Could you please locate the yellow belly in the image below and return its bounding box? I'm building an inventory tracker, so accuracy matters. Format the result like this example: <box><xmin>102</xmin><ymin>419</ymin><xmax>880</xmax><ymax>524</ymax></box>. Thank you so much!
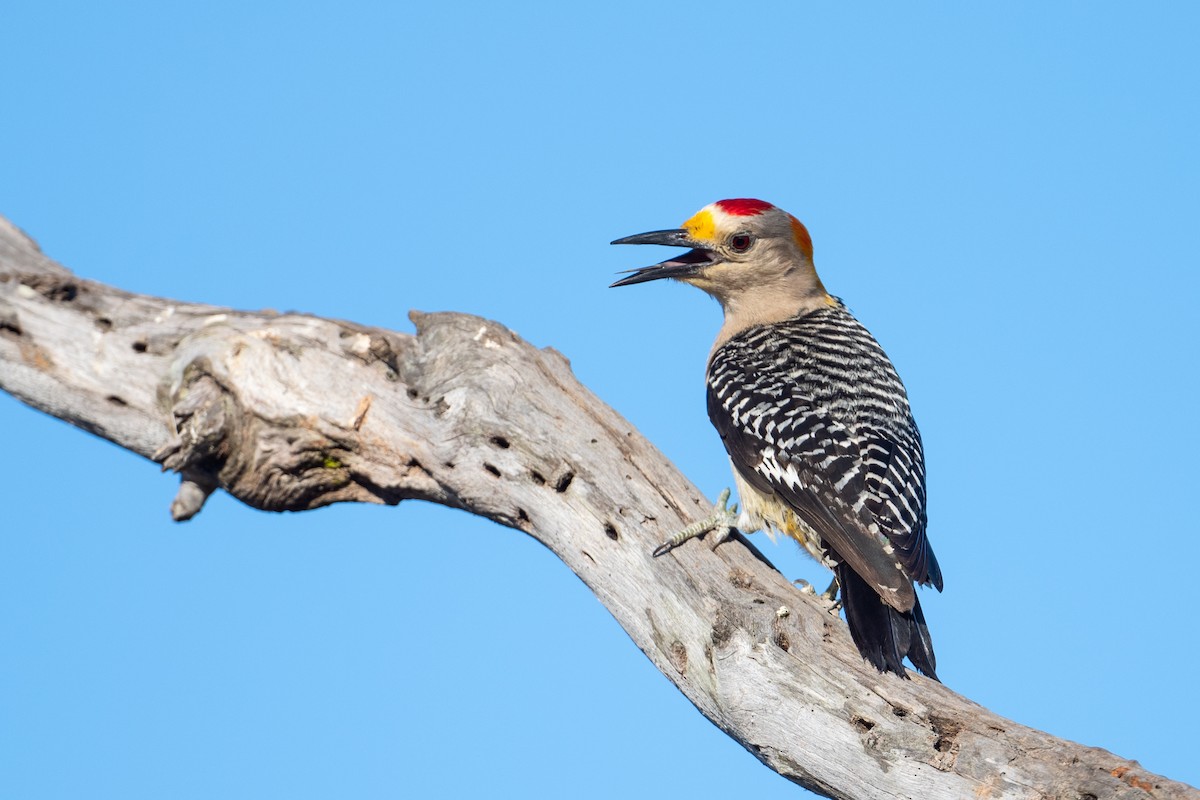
<box><xmin>731</xmin><ymin>466</ymin><xmax>837</xmax><ymax>569</ymax></box>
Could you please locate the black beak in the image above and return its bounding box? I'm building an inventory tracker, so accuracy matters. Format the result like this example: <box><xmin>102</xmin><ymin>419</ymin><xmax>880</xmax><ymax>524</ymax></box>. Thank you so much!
<box><xmin>609</xmin><ymin>228</ymin><xmax>716</xmax><ymax>288</ymax></box>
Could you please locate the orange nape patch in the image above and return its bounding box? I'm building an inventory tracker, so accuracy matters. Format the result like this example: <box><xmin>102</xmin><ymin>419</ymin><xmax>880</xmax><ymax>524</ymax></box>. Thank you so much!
<box><xmin>682</xmin><ymin>209</ymin><xmax>717</xmax><ymax>243</ymax></box>
<box><xmin>789</xmin><ymin>214</ymin><xmax>813</xmax><ymax>259</ymax></box>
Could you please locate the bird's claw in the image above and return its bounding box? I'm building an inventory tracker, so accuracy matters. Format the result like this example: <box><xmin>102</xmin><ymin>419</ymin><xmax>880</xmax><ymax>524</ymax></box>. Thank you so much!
<box><xmin>653</xmin><ymin>488</ymin><xmax>740</xmax><ymax>557</ymax></box>
<box><xmin>794</xmin><ymin>577</ymin><xmax>841</xmax><ymax>612</ymax></box>
<box><xmin>819</xmin><ymin>576</ymin><xmax>842</xmax><ymax>613</ymax></box>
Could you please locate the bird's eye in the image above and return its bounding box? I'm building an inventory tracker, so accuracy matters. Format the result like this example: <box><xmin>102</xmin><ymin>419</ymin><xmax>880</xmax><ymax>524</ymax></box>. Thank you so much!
<box><xmin>729</xmin><ymin>234</ymin><xmax>753</xmax><ymax>253</ymax></box>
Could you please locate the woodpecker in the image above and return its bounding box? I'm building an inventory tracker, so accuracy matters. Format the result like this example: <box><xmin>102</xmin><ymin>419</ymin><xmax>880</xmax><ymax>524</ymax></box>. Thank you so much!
<box><xmin>611</xmin><ymin>198</ymin><xmax>943</xmax><ymax>679</ymax></box>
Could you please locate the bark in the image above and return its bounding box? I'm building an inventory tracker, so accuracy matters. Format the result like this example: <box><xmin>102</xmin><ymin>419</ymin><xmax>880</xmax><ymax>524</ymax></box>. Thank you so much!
<box><xmin>0</xmin><ymin>215</ymin><xmax>1194</xmax><ymax>800</ymax></box>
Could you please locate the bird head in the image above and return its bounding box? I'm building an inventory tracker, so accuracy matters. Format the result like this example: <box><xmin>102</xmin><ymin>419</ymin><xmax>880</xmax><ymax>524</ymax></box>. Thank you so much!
<box><xmin>610</xmin><ymin>199</ymin><xmax>822</xmax><ymax>307</ymax></box>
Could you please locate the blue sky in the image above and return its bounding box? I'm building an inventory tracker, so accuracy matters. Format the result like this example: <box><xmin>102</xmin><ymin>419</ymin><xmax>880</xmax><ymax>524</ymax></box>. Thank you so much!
<box><xmin>2</xmin><ymin>3</ymin><xmax>1198</xmax><ymax>797</ymax></box>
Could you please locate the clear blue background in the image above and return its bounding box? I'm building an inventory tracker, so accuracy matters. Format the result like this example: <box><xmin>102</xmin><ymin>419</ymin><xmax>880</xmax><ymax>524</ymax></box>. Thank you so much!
<box><xmin>2</xmin><ymin>3</ymin><xmax>1197</xmax><ymax>797</ymax></box>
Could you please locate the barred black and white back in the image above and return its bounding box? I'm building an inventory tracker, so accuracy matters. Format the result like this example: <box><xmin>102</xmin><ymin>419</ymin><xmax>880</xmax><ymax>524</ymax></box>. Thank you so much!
<box><xmin>707</xmin><ymin>299</ymin><xmax>943</xmax><ymax>678</ymax></box>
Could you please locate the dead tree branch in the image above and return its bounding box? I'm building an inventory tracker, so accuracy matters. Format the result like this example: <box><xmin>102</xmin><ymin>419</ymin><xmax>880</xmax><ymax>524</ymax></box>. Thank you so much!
<box><xmin>0</xmin><ymin>215</ymin><xmax>1193</xmax><ymax>800</ymax></box>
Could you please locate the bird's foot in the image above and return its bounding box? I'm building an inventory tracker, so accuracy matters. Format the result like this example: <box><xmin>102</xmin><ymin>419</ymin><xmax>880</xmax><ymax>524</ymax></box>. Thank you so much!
<box><xmin>820</xmin><ymin>576</ymin><xmax>841</xmax><ymax>614</ymax></box>
<box><xmin>653</xmin><ymin>488</ymin><xmax>739</xmax><ymax>557</ymax></box>
<box><xmin>792</xmin><ymin>576</ymin><xmax>842</xmax><ymax>613</ymax></box>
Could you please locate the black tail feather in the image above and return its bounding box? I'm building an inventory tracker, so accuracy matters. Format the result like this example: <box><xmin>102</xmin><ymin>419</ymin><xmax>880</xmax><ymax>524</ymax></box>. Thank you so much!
<box><xmin>836</xmin><ymin>561</ymin><xmax>938</xmax><ymax>681</ymax></box>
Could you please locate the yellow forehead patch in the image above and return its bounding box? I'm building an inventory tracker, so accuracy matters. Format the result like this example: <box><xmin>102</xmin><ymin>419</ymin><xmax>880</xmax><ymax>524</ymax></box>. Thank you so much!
<box><xmin>682</xmin><ymin>209</ymin><xmax>717</xmax><ymax>243</ymax></box>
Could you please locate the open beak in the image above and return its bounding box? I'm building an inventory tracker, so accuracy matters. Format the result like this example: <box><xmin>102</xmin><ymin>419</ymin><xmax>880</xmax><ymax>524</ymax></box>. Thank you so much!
<box><xmin>609</xmin><ymin>229</ymin><xmax>717</xmax><ymax>287</ymax></box>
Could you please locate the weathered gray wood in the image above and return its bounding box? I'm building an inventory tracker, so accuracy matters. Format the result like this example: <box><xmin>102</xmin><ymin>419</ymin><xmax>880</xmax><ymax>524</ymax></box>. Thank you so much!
<box><xmin>0</xmin><ymin>214</ymin><xmax>1193</xmax><ymax>800</ymax></box>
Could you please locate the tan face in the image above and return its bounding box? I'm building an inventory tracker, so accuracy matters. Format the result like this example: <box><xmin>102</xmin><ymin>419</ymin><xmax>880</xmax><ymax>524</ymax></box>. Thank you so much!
<box><xmin>610</xmin><ymin>198</ymin><xmax>831</xmax><ymax>344</ymax></box>
<box><xmin>674</xmin><ymin>203</ymin><xmax>818</xmax><ymax>305</ymax></box>
<box><xmin>612</xmin><ymin>199</ymin><xmax>821</xmax><ymax>299</ymax></box>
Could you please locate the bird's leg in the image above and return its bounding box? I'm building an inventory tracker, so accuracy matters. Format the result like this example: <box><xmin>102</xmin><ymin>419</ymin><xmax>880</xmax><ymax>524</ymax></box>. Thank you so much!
<box><xmin>652</xmin><ymin>488</ymin><xmax>740</xmax><ymax>557</ymax></box>
<box><xmin>821</xmin><ymin>576</ymin><xmax>842</xmax><ymax>614</ymax></box>
<box><xmin>821</xmin><ymin>576</ymin><xmax>840</xmax><ymax>604</ymax></box>
<box><xmin>794</xmin><ymin>575</ymin><xmax>842</xmax><ymax>613</ymax></box>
